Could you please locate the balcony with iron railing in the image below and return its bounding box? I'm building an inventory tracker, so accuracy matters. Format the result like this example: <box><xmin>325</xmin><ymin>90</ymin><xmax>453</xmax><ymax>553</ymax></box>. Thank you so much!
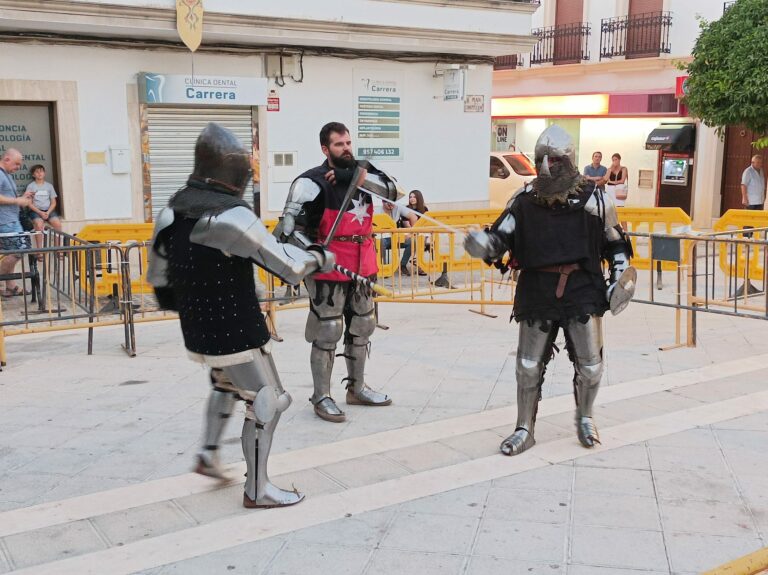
<box><xmin>600</xmin><ymin>11</ymin><xmax>672</xmax><ymax>60</ymax></box>
<box><xmin>529</xmin><ymin>22</ymin><xmax>591</xmax><ymax>65</ymax></box>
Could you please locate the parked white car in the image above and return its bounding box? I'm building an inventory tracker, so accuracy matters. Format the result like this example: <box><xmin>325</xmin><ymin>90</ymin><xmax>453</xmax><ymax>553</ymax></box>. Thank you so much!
<box><xmin>489</xmin><ymin>151</ymin><xmax>536</xmax><ymax>209</ymax></box>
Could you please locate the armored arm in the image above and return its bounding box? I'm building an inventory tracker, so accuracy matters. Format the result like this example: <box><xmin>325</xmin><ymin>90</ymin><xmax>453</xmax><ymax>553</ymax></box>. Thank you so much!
<box><xmin>279</xmin><ymin>177</ymin><xmax>323</xmax><ymax>244</ymax></box>
<box><xmin>146</xmin><ymin>207</ymin><xmax>178</xmax><ymax>310</ymax></box>
<box><xmin>599</xmin><ymin>192</ymin><xmax>633</xmax><ymax>283</ymax></box>
<box><xmin>190</xmin><ymin>206</ymin><xmax>335</xmax><ymax>285</ymax></box>
<box><xmin>464</xmin><ymin>190</ymin><xmax>520</xmax><ymax>265</ymax></box>
<box><xmin>357</xmin><ymin>160</ymin><xmax>405</xmax><ymax>202</ymax></box>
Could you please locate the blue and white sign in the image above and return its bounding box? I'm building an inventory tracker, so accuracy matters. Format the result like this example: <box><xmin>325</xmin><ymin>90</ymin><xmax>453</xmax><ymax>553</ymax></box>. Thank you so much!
<box><xmin>138</xmin><ymin>73</ymin><xmax>268</xmax><ymax>106</ymax></box>
<box><xmin>354</xmin><ymin>69</ymin><xmax>404</xmax><ymax>161</ymax></box>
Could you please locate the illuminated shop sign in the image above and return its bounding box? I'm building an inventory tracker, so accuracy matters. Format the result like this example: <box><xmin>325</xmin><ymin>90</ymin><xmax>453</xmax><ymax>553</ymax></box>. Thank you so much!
<box><xmin>138</xmin><ymin>73</ymin><xmax>268</xmax><ymax>106</ymax></box>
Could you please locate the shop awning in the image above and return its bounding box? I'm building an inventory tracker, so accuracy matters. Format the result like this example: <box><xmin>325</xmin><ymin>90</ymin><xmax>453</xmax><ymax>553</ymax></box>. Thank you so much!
<box><xmin>645</xmin><ymin>124</ymin><xmax>696</xmax><ymax>152</ymax></box>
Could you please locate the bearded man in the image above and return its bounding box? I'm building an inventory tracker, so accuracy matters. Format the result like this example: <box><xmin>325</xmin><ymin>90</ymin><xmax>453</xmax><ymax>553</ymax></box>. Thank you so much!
<box><xmin>278</xmin><ymin>122</ymin><xmax>402</xmax><ymax>422</ymax></box>
<box><xmin>465</xmin><ymin>125</ymin><xmax>635</xmax><ymax>456</ymax></box>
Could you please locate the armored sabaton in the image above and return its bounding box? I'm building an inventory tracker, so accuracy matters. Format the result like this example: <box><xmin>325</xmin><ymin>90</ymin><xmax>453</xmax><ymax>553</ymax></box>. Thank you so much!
<box><xmin>278</xmin><ymin>160</ymin><xmax>402</xmax><ymax>422</ymax></box>
<box><xmin>149</xmin><ymin>203</ymin><xmax>334</xmax><ymax>507</ymax></box>
<box><xmin>465</xmin><ymin>124</ymin><xmax>634</xmax><ymax>456</ymax></box>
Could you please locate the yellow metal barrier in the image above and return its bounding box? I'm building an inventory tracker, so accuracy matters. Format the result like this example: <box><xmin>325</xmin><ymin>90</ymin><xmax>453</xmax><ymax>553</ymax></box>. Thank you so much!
<box><xmin>372</xmin><ymin>213</ymin><xmax>409</xmax><ymax>278</ymax></box>
<box><xmin>411</xmin><ymin>209</ymin><xmax>500</xmax><ymax>274</ymax></box>
<box><xmin>617</xmin><ymin>207</ymin><xmax>692</xmax><ymax>271</ymax></box>
<box><xmin>77</xmin><ymin>223</ymin><xmax>154</xmax><ymax>242</ymax></box>
<box><xmin>72</xmin><ymin>208</ymin><xmax>694</xmax><ymax>296</ymax></box>
<box><xmin>77</xmin><ymin>224</ymin><xmax>154</xmax><ymax>296</ymax></box>
<box><xmin>77</xmin><ymin>220</ymin><xmax>287</xmax><ymax>296</ymax></box>
<box><xmin>713</xmin><ymin>209</ymin><xmax>768</xmax><ymax>281</ymax></box>
<box><xmin>9</xmin><ymin>207</ymin><xmax>768</xmax><ymax>367</ymax></box>
<box><xmin>417</xmin><ymin>209</ymin><xmax>500</xmax><ymax>227</ymax></box>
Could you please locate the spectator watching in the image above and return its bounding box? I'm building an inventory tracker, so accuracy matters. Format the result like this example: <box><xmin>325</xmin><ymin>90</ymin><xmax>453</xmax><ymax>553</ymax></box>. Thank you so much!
<box><xmin>0</xmin><ymin>148</ymin><xmax>32</xmax><ymax>297</ymax></box>
<box><xmin>25</xmin><ymin>164</ymin><xmax>63</xmax><ymax>259</ymax></box>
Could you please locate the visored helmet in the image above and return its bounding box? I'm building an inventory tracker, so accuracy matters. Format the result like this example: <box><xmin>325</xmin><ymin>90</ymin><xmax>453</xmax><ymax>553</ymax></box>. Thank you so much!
<box><xmin>191</xmin><ymin>123</ymin><xmax>252</xmax><ymax>196</ymax></box>
<box><xmin>534</xmin><ymin>125</ymin><xmax>576</xmax><ymax>177</ymax></box>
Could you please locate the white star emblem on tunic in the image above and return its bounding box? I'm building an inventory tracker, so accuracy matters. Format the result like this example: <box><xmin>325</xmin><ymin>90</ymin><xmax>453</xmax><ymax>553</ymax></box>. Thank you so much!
<box><xmin>348</xmin><ymin>198</ymin><xmax>371</xmax><ymax>225</ymax></box>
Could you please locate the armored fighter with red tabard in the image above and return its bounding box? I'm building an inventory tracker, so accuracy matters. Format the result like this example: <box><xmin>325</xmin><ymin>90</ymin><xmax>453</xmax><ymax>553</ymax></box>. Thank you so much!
<box><xmin>277</xmin><ymin>121</ymin><xmax>404</xmax><ymax>422</ymax></box>
<box><xmin>464</xmin><ymin>125</ymin><xmax>635</xmax><ymax>456</ymax></box>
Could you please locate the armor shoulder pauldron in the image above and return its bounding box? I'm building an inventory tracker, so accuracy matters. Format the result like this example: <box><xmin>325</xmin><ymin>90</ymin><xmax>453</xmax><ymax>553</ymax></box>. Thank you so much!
<box><xmin>151</xmin><ymin>207</ymin><xmax>175</xmax><ymax>255</ymax></box>
<box><xmin>189</xmin><ymin>206</ymin><xmax>259</xmax><ymax>254</ymax></box>
<box><xmin>284</xmin><ymin>178</ymin><xmax>322</xmax><ymax>215</ymax></box>
<box><xmin>147</xmin><ymin>207</ymin><xmax>175</xmax><ymax>290</ymax></box>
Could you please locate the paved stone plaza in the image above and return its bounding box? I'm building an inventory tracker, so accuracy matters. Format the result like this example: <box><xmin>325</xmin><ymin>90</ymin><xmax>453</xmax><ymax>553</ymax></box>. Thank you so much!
<box><xmin>1</xmin><ymin>296</ymin><xmax>767</xmax><ymax>574</ymax></box>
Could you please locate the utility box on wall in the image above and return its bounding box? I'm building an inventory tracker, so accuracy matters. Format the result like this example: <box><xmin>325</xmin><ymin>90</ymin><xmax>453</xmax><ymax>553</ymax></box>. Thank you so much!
<box><xmin>270</xmin><ymin>151</ymin><xmax>298</xmax><ymax>183</ymax></box>
<box><xmin>109</xmin><ymin>146</ymin><xmax>131</xmax><ymax>174</ymax></box>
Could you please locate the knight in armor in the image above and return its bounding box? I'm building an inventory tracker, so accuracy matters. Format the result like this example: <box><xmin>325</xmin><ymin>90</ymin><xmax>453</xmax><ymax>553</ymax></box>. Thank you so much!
<box><xmin>277</xmin><ymin>122</ymin><xmax>402</xmax><ymax>422</ymax></box>
<box><xmin>464</xmin><ymin>125</ymin><xmax>635</xmax><ymax>456</ymax></box>
<box><xmin>147</xmin><ymin>123</ymin><xmax>335</xmax><ymax>507</ymax></box>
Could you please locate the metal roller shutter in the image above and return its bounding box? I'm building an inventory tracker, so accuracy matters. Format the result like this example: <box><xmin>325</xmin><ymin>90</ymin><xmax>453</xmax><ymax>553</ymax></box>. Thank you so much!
<box><xmin>146</xmin><ymin>106</ymin><xmax>254</xmax><ymax>218</ymax></box>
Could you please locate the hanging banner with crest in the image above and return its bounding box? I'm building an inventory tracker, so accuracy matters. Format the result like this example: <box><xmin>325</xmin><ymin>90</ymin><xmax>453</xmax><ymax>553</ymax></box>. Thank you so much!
<box><xmin>176</xmin><ymin>0</ymin><xmax>204</xmax><ymax>52</ymax></box>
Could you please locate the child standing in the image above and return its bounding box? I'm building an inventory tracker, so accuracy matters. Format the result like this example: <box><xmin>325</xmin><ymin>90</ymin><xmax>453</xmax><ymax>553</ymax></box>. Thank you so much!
<box><xmin>25</xmin><ymin>165</ymin><xmax>62</xmax><ymax>258</ymax></box>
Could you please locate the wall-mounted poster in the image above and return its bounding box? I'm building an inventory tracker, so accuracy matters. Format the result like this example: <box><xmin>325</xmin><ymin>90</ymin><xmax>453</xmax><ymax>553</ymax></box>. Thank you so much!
<box><xmin>354</xmin><ymin>70</ymin><xmax>403</xmax><ymax>161</ymax></box>
<box><xmin>491</xmin><ymin>119</ymin><xmax>517</xmax><ymax>152</ymax></box>
<box><xmin>0</xmin><ymin>104</ymin><xmax>55</xmax><ymax>194</ymax></box>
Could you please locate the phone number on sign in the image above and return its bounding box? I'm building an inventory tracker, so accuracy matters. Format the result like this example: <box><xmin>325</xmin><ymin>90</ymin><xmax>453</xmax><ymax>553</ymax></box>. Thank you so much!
<box><xmin>358</xmin><ymin>148</ymin><xmax>400</xmax><ymax>157</ymax></box>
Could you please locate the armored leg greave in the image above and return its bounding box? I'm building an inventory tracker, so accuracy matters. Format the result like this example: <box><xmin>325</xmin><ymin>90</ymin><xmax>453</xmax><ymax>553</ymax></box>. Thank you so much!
<box><xmin>304</xmin><ymin>278</ymin><xmax>346</xmax><ymax>422</ymax></box>
<box><xmin>564</xmin><ymin>315</ymin><xmax>604</xmax><ymax>448</ymax></box>
<box><xmin>500</xmin><ymin>320</ymin><xmax>557</xmax><ymax>456</ymax></box>
<box><xmin>343</xmin><ymin>341</ymin><xmax>390</xmax><ymax>406</ymax></box>
<box><xmin>309</xmin><ymin>343</ymin><xmax>345</xmax><ymax>421</ymax></box>
<box><xmin>224</xmin><ymin>348</ymin><xmax>303</xmax><ymax>508</ymax></box>
<box><xmin>343</xmin><ymin>286</ymin><xmax>390</xmax><ymax>407</ymax></box>
<box><xmin>195</xmin><ymin>372</ymin><xmax>237</xmax><ymax>481</ymax></box>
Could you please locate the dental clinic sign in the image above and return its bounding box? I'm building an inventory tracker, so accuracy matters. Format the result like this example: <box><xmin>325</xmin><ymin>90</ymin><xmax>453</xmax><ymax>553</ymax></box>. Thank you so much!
<box><xmin>138</xmin><ymin>73</ymin><xmax>268</xmax><ymax>106</ymax></box>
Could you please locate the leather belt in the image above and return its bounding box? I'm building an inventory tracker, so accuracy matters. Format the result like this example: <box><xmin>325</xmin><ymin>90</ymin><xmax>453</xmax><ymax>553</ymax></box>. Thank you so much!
<box><xmin>332</xmin><ymin>234</ymin><xmax>372</xmax><ymax>243</ymax></box>
<box><xmin>535</xmin><ymin>263</ymin><xmax>580</xmax><ymax>299</ymax></box>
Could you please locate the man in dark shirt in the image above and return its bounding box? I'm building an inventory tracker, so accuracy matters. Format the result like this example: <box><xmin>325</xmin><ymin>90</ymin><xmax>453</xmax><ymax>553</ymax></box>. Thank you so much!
<box><xmin>0</xmin><ymin>149</ymin><xmax>33</xmax><ymax>296</ymax></box>
<box><xmin>583</xmin><ymin>151</ymin><xmax>608</xmax><ymax>191</ymax></box>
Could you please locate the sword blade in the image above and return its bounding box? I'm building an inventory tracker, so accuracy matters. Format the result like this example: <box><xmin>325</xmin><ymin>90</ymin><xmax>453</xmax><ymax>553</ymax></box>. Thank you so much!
<box><xmin>357</xmin><ymin>188</ymin><xmax>465</xmax><ymax>235</ymax></box>
<box><xmin>323</xmin><ymin>166</ymin><xmax>362</xmax><ymax>248</ymax></box>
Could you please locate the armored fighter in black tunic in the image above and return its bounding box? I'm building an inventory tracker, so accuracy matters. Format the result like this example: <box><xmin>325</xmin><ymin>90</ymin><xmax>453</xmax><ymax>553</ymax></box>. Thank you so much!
<box><xmin>148</xmin><ymin>123</ymin><xmax>335</xmax><ymax>508</ymax></box>
<box><xmin>465</xmin><ymin>125</ymin><xmax>635</xmax><ymax>456</ymax></box>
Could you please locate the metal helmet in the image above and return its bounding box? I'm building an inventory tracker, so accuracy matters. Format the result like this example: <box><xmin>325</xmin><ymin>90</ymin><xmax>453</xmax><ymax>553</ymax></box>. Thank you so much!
<box><xmin>191</xmin><ymin>123</ymin><xmax>251</xmax><ymax>196</ymax></box>
<box><xmin>534</xmin><ymin>125</ymin><xmax>576</xmax><ymax>177</ymax></box>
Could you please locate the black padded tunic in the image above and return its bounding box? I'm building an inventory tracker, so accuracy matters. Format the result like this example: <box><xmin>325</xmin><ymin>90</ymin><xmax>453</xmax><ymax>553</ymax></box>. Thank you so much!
<box><xmin>155</xmin><ymin>215</ymin><xmax>270</xmax><ymax>356</ymax></box>
<box><xmin>491</xmin><ymin>184</ymin><xmax>609</xmax><ymax>322</ymax></box>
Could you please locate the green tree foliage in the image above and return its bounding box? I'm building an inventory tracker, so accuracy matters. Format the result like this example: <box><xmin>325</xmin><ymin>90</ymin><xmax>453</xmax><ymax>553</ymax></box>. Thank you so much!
<box><xmin>683</xmin><ymin>0</ymin><xmax>768</xmax><ymax>147</ymax></box>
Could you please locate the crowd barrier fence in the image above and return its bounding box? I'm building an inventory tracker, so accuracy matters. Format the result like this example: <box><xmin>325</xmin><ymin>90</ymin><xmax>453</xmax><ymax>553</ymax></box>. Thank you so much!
<box><xmin>712</xmin><ymin>209</ymin><xmax>768</xmax><ymax>282</ymax></box>
<box><xmin>2</xmin><ymin>206</ymin><xmax>767</xmax><ymax>367</ymax></box>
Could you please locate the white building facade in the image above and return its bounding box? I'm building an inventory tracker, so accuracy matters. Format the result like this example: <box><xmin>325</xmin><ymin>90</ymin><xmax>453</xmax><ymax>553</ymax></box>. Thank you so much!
<box><xmin>0</xmin><ymin>0</ymin><xmax>538</xmax><ymax>229</ymax></box>
<box><xmin>492</xmin><ymin>0</ymin><xmax>737</xmax><ymax>228</ymax></box>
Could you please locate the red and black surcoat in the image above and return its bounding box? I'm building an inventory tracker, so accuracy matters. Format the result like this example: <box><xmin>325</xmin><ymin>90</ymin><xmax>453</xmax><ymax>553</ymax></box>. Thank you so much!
<box><xmin>294</xmin><ymin>161</ymin><xmax>377</xmax><ymax>282</ymax></box>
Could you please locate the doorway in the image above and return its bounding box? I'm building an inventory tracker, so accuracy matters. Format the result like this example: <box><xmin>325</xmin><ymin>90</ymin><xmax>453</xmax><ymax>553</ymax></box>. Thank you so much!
<box><xmin>720</xmin><ymin>126</ymin><xmax>768</xmax><ymax>214</ymax></box>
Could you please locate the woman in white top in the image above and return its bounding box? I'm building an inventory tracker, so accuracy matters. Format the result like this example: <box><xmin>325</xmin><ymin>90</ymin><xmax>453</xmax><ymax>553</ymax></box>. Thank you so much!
<box><xmin>605</xmin><ymin>153</ymin><xmax>629</xmax><ymax>207</ymax></box>
<box><xmin>25</xmin><ymin>164</ymin><xmax>63</xmax><ymax>259</ymax></box>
